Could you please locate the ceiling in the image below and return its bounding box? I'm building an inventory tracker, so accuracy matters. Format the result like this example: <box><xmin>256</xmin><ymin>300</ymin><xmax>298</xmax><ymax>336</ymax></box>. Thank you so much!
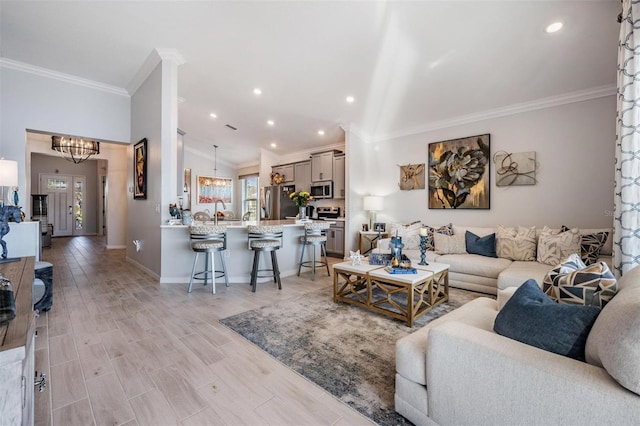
<box><xmin>0</xmin><ymin>1</ymin><xmax>619</xmax><ymax>166</ymax></box>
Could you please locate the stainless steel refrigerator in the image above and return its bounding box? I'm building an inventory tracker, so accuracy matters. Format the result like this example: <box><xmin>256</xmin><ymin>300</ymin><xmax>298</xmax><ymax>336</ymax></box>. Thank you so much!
<box><xmin>261</xmin><ymin>184</ymin><xmax>298</xmax><ymax>220</ymax></box>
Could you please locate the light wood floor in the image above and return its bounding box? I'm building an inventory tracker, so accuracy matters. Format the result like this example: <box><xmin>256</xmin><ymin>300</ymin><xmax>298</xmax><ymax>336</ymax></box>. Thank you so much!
<box><xmin>35</xmin><ymin>236</ymin><xmax>374</xmax><ymax>426</ymax></box>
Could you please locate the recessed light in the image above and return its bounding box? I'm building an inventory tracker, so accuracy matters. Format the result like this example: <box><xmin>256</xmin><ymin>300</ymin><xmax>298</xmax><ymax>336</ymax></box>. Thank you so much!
<box><xmin>545</xmin><ymin>22</ymin><xmax>563</xmax><ymax>33</ymax></box>
<box><xmin>346</xmin><ymin>96</ymin><xmax>355</xmax><ymax>103</ymax></box>
<box><xmin>318</xmin><ymin>130</ymin><xmax>325</xmax><ymax>136</ymax></box>
<box><xmin>270</xmin><ymin>142</ymin><xmax>277</xmax><ymax>148</ymax></box>
<box><xmin>267</xmin><ymin>120</ymin><xmax>275</xmax><ymax>126</ymax></box>
<box><xmin>209</xmin><ymin>113</ymin><xmax>217</xmax><ymax>119</ymax></box>
<box><xmin>253</xmin><ymin>88</ymin><xmax>262</xmax><ymax>95</ymax></box>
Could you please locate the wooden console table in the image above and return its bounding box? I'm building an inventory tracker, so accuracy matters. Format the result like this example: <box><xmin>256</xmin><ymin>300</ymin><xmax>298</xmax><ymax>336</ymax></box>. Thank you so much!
<box><xmin>0</xmin><ymin>257</ymin><xmax>37</xmax><ymax>426</ymax></box>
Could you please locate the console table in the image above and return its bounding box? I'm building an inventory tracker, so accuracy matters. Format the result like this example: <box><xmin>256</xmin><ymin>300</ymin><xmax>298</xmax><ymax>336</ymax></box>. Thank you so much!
<box><xmin>359</xmin><ymin>230</ymin><xmax>388</xmax><ymax>255</ymax></box>
<box><xmin>0</xmin><ymin>257</ymin><xmax>37</xmax><ymax>426</ymax></box>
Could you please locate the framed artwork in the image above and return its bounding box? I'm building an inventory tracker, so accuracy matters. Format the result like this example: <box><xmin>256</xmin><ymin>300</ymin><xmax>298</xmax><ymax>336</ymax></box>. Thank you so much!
<box><xmin>493</xmin><ymin>151</ymin><xmax>537</xmax><ymax>186</ymax></box>
<box><xmin>197</xmin><ymin>176</ymin><xmax>232</xmax><ymax>203</ymax></box>
<box><xmin>134</xmin><ymin>138</ymin><xmax>147</xmax><ymax>200</ymax></box>
<box><xmin>399</xmin><ymin>163</ymin><xmax>425</xmax><ymax>190</ymax></box>
<box><xmin>428</xmin><ymin>134</ymin><xmax>490</xmax><ymax>209</ymax></box>
<box><xmin>373</xmin><ymin>222</ymin><xmax>386</xmax><ymax>232</ymax></box>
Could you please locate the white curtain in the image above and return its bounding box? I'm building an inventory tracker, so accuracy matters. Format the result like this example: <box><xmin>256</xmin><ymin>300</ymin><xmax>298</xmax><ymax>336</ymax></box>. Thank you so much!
<box><xmin>614</xmin><ymin>0</ymin><xmax>640</xmax><ymax>276</ymax></box>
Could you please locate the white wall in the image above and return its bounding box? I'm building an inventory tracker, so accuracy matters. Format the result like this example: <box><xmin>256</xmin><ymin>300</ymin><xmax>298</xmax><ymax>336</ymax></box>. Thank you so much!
<box><xmin>185</xmin><ymin>145</ymin><xmax>236</xmax><ymax>215</ymax></box>
<box><xmin>346</xmin><ymin>95</ymin><xmax>616</xmax><ymax>251</ymax></box>
<box><xmin>1</xmin><ymin>66</ymin><xmax>130</xmax><ymax>247</ymax></box>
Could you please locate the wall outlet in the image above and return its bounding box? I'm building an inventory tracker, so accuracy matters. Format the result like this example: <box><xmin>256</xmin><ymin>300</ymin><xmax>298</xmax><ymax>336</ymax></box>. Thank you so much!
<box><xmin>155</xmin><ymin>203</ymin><xmax>160</xmax><ymax>213</ymax></box>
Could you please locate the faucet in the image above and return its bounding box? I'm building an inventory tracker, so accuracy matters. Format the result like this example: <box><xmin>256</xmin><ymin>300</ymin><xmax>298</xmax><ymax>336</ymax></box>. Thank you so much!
<box><xmin>214</xmin><ymin>200</ymin><xmax>226</xmax><ymax>225</ymax></box>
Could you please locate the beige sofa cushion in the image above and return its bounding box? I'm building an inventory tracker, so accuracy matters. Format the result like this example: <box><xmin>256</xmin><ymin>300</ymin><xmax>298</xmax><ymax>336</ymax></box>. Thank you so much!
<box><xmin>497</xmin><ymin>261</ymin><xmax>552</xmax><ymax>290</ymax></box>
<box><xmin>437</xmin><ymin>254</ymin><xmax>511</xmax><ymax>279</ymax></box>
<box><xmin>536</xmin><ymin>226</ymin><xmax>581</xmax><ymax>266</ymax></box>
<box><xmin>395</xmin><ymin>297</ymin><xmax>497</xmax><ymax>386</ymax></box>
<box><xmin>586</xmin><ymin>266</ymin><xmax>640</xmax><ymax>395</ymax></box>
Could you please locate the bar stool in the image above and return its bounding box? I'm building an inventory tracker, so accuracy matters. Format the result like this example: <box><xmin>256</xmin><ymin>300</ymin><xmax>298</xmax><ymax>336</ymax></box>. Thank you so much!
<box><xmin>247</xmin><ymin>225</ymin><xmax>283</xmax><ymax>292</ymax></box>
<box><xmin>188</xmin><ymin>224</ymin><xmax>228</xmax><ymax>294</ymax></box>
<box><xmin>298</xmin><ymin>222</ymin><xmax>331</xmax><ymax>281</ymax></box>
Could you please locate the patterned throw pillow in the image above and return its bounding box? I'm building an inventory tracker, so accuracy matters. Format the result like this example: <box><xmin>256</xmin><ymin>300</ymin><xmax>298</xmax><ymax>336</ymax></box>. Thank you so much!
<box><xmin>543</xmin><ymin>253</ymin><xmax>617</xmax><ymax>308</ymax></box>
<box><xmin>536</xmin><ymin>226</ymin><xmax>581</xmax><ymax>266</ymax></box>
<box><xmin>434</xmin><ymin>233</ymin><xmax>466</xmax><ymax>254</ymax></box>
<box><xmin>496</xmin><ymin>225</ymin><xmax>537</xmax><ymax>261</ymax></box>
<box><xmin>388</xmin><ymin>222</ymin><xmax>423</xmax><ymax>250</ymax></box>
<box><xmin>561</xmin><ymin>225</ymin><xmax>609</xmax><ymax>265</ymax></box>
<box><xmin>425</xmin><ymin>223</ymin><xmax>453</xmax><ymax>251</ymax></box>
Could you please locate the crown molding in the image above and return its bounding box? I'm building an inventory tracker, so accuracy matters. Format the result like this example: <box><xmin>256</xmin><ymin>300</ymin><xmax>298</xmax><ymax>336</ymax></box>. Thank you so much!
<box><xmin>372</xmin><ymin>84</ymin><xmax>617</xmax><ymax>143</ymax></box>
<box><xmin>126</xmin><ymin>48</ymin><xmax>185</xmax><ymax>95</ymax></box>
<box><xmin>341</xmin><ymin>123</ymin><xmax>372</xmax><ymax>143</ymax></box>
<box><xmin>0</xmin><ymin>57</ymin><xmax>129</xmax><ymax>96</ymax></box>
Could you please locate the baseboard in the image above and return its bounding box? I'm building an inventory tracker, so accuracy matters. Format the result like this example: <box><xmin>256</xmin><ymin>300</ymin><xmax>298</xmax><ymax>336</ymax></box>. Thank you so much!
<box><xmin>125</xmin><ymin>256</ymin><xmax>160</xmax><ymax>280</ymax></box>
<box><xmin>106</xmin><ymin>245</ymin><xmax>127</xmax><ymax>249</ymax></box>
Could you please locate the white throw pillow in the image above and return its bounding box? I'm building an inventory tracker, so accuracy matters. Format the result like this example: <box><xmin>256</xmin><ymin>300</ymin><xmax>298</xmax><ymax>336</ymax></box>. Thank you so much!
<box><xmin>434</xmin><ymin>233</ymin><xmax>466</xmax><ymax>254</ymax></box>
<box><xmin>496</xmin><ymin>225</ymin><xmax>537</xmax><ymax>261</ymax></box>
<box><xmin>388</xmin><ymin>222</ymin><xmax>422</xmax><ymax>250</ymax></box>
<box><xmin>536</xmin><ymin>226</ymin><xmax>581</xmax><ymax>266</ymax></box>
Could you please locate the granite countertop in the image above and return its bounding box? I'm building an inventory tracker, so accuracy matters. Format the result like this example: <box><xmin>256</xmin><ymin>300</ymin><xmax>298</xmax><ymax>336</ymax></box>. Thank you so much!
<box><xmin>160</xmin><ymin>219</ymin><xmax>334</xmax><ymax>229</ymax></box>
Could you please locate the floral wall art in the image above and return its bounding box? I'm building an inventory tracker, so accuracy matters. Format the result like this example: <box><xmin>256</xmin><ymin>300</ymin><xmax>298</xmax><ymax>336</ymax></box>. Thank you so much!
<box><xmin>428</xmin><ymin>134</ymin><xmax>490</xmax><ymax>209</ymax></box>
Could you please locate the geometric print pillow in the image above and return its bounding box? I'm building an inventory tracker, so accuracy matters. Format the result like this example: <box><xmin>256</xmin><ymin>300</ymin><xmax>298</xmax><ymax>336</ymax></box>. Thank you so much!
<box><xmin>424</xmin><ymin>223</ymin><xmax>454</xmax><ymax>251</ymax></box>
<box><xmin>496</xmin><ymin>225</ymin><xmax>537</xmax><ymax>261</ymax></box>
<box><xmin>536</xmin><ymin>226</ymin><xmax>581</xmax><ymax>266</ymax></box>
<box><xmin>543</xmin><ymin>253</ymin><xmax>618</xmax><ymax>308</ymax></box>
<box><xmin>561</xmin><ymin>225</ymin><xmax>609</xmax><ymax>265</ymax></box>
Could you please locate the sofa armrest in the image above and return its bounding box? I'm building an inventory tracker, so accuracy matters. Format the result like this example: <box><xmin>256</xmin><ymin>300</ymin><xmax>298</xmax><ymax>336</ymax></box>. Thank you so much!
<box><xmin>426</xmin><ymin>322</ymin><xmax>640</xmax><ymax>425</ymax></box>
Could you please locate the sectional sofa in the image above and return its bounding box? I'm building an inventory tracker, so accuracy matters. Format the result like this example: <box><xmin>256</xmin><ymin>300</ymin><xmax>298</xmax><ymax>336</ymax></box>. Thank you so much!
<box><xmin>394</xmin><ymin>255</ymin><xmax>640</xmax><ymax>426</ymax></box>
<box><xmin>378</xmin><ymin>224</ymin><xmax>613</xmax><ymax>295</ymax></box>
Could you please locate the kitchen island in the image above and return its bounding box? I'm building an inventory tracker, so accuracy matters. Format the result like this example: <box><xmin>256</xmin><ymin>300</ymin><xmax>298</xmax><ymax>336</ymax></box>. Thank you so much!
<box><xmin>160</xmin><ymin>219</ymin><xmax>335</xmax><ymax>285</ymax></box>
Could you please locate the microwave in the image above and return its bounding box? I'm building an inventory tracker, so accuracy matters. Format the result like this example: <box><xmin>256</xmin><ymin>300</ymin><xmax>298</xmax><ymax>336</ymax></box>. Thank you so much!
<box><xmin>310</xmin><ymin>181</ymin><xmax>333</xmax><ymax>199</ymax></box>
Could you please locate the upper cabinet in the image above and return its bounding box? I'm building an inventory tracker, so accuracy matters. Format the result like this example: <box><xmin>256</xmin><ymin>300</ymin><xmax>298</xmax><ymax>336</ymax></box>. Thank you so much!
<box><xmin>333</xmin><ymin>154</ymin><xmax>345</xmax><ymax>199</ymax></box>
<box><xmin>272</xmin><ymin>164</ymin><xmax>294</xmax><ymax>183</ymax></box>
<box><xmin>294</xmin><ymin>161</ymin><xmax>312</xmax><ymax>193</ymax></box>
<box><xmin>311</xmin><ymin>151</ymin><xmax>334</xmax><ymax>181</ymax></box>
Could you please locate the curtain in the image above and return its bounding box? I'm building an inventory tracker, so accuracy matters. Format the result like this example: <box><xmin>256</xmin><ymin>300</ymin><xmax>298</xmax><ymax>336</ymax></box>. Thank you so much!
<box><xmin>614</xmin><ymin>0</ymin><xmax>640</xmax><ymax>276</ymax></box>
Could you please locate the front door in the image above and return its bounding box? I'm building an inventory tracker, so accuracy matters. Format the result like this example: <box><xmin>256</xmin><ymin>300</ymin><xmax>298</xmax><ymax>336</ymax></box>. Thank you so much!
<box><xmin>39</xmin><ymin>174</ymin><xmax>74</xmax><ymax>237</ymax></box>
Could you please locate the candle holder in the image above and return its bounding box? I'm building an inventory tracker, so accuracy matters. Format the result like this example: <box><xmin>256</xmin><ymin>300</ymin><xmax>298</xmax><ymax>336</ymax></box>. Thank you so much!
<box><xmin>419</xmin><ymin>235</ymin><xmax>428</xmax><ymax>265</ymax></box>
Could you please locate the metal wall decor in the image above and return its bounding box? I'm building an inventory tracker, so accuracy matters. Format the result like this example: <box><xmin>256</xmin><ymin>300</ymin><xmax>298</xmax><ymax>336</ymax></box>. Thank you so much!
<box><xmin>493</xmin><ymin>151</ymin><xmax>537</xmax><ymax>186</ymax></box>
<box><xmin>428</xmin><ymin>134</ymin><xmax>491</xmax><ymax>209</ymax></box>
<box><xmin>398</xmin><ymin>163</ymin><xmax>425</xmax><ymax>190</ymax></box>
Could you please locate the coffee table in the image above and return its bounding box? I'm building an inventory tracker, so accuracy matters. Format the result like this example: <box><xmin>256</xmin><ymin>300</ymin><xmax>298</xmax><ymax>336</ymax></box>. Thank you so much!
<box><xmin>332</xmin><ymin>261</ymin><xmax>449</xmax><ymax>327</ymax></box>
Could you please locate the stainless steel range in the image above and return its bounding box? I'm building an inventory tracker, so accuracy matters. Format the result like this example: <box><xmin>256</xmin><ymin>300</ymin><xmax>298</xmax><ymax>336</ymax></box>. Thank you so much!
<box><xmin>316</xmin><ymin>207</ymin><xmax>343</xmax><ymax>257</ymax></box>
<box><xmin>316</xmin><ymin>206</ymin><xmax>340</xmax><ymax>219</ymax></box>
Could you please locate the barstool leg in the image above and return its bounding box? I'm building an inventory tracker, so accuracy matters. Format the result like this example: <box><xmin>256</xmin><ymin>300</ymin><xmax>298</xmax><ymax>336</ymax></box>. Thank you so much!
<box><xmin>219</xmin><ymin>251</ymin><xmax>229</xmax><ymax>287</ymax></box>
<box><xmin>271</xmin><ymin>251</ymin><xmax>282</xmax><ymax>290</ymax></box>
<box><xmin>311</xmin><ymin>244</ymin><xmax>316</xmax><ymax>281</ymax></box>
<box><xmin>251</xmin><ymin>250</ymin><xmax>260</xmax><ymax>292</ymax></box>
<box><xmin>188</xmin><ymin>252</ymin><xmax>199</xmax><ymax>293</ymax></box>
<box><xmin>322</xmin><ymin>242</ymin><xmax>331</xmax><ymax>276</ymax></box>
<box><xmin>297</xmin><ymin>242</ymin><xmax>306</xmax><ymax>277</ymax></box>
<box><xmin>210</xmin><ymin>251</ymin><xmax>216</xmax><ymax>294</ymax></box>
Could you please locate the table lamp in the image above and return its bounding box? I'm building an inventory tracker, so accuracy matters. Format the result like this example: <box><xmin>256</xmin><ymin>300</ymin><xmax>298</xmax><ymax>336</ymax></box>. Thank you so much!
<box><xmin>363</xmin><ymin>195</ymin><xmax>383</xmax><ymax>230</ymax></box>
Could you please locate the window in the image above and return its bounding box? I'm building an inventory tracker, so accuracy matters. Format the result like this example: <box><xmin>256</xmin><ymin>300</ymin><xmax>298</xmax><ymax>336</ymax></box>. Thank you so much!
<box><xmin>241</xmin><ymin>175</ymin><xmax>259</xmax><ymax>220</ymax></box>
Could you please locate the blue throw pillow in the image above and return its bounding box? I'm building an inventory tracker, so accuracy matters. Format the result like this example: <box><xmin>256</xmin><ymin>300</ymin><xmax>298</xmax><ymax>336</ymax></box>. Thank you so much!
<box><xmin>465</xmin><ymin>231</ymin><xmax>497</xmax><ymax>257</ymax></box>
<box><xmin>493</xmin><ymin>279</ymin><xmax>601</xmax><ymax>361</ymax></box>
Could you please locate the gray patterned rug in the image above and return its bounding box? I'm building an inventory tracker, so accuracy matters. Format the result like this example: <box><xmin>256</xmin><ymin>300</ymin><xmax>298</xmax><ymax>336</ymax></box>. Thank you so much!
<box><xmin>220</xmin><ymin>286</ymin><xmax>487</xmax><ymax>425</ymax></box>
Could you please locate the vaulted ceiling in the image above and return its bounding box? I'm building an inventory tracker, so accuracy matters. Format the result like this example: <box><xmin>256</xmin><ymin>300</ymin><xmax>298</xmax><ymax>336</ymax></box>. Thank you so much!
<box><xmin>0</xmin><ymin>1</ymin><xmax>619</xmax><ymax>166</ymax></box>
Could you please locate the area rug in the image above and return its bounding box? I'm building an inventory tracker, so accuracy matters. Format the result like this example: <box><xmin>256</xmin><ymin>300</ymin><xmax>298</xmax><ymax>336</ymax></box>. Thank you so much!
<box><xmin>220</xmin><ymin>286</ymin><xmax>488</xmax><ymax>425</ymax></box>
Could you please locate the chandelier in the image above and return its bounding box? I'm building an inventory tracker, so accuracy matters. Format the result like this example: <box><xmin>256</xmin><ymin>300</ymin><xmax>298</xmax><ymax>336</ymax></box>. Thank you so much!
<box><xmin>51</xmin><ymin>135</ymin><xmax>100</xmax><ymax>164</ymax></box>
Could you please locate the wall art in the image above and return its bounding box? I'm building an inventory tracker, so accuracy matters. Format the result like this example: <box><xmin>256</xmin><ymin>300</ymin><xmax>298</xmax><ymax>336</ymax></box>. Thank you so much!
<box><xmin>133</xmin><ymin>138</ymin><xmax>147</xmax><ymax>200</ymax></box>
<box><xmin>398</xmin><ymin>163</ymin><xmax>425</xmax><ymax>190</ymax></box>
<box><xmin>428</xmin><ymin>134</ymin><xmax>490</xmax><ymax>209</ymax></box>
<box><xmin>197</xmin><ymin>176</ymin><xmax>233</xmax><ymax>204</ymax></box>
<box><xmin>493</xmin><ymin>151</ymin><xmax>537</xmax><ymax>186</ymax></box>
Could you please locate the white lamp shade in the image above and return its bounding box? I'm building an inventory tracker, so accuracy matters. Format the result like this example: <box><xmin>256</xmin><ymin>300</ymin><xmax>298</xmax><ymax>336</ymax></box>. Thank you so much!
<box><xmin>363</xmin><ymin>195</ymin><xmax>384</xmax><ymax>211</ymax></box>
<box><xmin>0</xmin><ymin>159</ymin><xmax>18</xmax><ymax>187</ymax></box>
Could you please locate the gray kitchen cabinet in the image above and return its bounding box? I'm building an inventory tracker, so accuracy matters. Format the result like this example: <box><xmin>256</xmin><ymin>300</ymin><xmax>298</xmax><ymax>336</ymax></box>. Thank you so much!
<box><xmin>311</xmin><ymin>151</ymin><xmax>334</xmax><ymax>182</ymax></box>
